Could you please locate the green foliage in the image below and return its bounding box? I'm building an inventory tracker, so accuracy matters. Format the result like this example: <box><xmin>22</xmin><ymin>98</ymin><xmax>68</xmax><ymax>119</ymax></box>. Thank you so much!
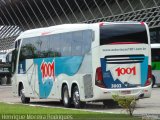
<box><xmin>112</xmin><ymin>95</ymin><xmax>137</xmax><ymax>116</ymax></box>
<box><xmin>0</xmin><ymin>102</ymin><xmax>141</xmax><ymax>120</ymax></box>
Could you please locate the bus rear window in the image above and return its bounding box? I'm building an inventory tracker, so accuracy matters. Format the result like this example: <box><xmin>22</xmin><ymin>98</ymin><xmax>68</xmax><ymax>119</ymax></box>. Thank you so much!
<box><xmin>100</xmin><ymin>24</ymin><xmax>148</xmax><ymax>45</ymax></box>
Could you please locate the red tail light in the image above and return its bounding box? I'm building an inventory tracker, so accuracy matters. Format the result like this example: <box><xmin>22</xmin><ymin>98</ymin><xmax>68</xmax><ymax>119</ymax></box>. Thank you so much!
<box><xmin>95</xmin><ymin>67</ymin><xmax>105</xmax><ymax>88</ymax></box>
<box><xmin>145</xmin><ymin>65</ymin><xmax>152</xmax><ymax>86</ymax></box>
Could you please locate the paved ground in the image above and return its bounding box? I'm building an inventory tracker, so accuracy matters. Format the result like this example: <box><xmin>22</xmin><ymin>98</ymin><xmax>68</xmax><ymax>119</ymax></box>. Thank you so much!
<box><xmin>0</xmin><ymin>85</ymin><xmax>160</xmax><ymax>116</ymax></box>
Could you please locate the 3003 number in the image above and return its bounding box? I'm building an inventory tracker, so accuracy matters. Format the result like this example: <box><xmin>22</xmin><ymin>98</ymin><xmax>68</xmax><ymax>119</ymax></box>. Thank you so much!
<box><xmin>111</xmin><ymin>84</ymin><xmax>122</xmax><ymax>88</ymax></box>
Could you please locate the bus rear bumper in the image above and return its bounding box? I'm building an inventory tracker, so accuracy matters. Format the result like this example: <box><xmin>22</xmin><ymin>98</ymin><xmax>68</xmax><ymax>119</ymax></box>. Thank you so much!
<box><xmin>93</xmin><ymin>85</ymin><xmax>152</xmax><ymax>101</ymax></box>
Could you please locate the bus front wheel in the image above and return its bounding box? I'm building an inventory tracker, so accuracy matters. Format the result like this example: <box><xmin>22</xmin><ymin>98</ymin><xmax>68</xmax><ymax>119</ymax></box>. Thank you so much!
<box><xmin>20</xmin><ymin>85</ymin><xmax>30</xmax><ymax>103</ymax></box>
<box><xmin>62</xmin><ymin>85</ymin><xmax>71</xmax><ymax>108</ymax></box>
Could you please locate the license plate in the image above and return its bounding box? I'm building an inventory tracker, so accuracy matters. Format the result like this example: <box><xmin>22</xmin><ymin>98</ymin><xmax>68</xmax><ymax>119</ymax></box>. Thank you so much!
<box><xmin>121</xmin><ymin>90</ymin><xmax>131</xmax><ymax>94</ymax></box>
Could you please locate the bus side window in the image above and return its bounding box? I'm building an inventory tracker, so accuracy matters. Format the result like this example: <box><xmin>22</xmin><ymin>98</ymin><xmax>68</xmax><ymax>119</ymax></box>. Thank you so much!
<box><xmin>71</xmin><ymin>31</ymin><xmax>83</xmax><ymax>56</ymax></box>
<box><xmin>82</xmin><ymin>30</ymin><xmax>92</xmax><ymax>54</ymax></box>
<box><xmin>60</xmin><ymin>33</ymin><xmax>71</xmax><ymax>56</ymax></box>
<box><xmin>50</xmin><ymin>34</ymin><xmax>62</xmax><ymax>57</ymax></box>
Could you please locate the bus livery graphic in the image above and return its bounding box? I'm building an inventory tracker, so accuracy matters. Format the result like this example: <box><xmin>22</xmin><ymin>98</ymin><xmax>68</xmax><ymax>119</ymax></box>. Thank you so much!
<box><xmin>34</xmin><ymin>58</ymin><xmax>54</xmax><ymax>98</ymax></box>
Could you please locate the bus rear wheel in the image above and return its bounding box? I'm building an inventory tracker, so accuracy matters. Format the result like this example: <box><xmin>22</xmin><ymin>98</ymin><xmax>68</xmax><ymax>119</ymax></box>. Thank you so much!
<box><xmin>72</xmin><ymin>86</ymin><xmax>85</xmax><ymax>108</ymax></box>
<box><xmin>20</xmin><ymin>85</ymin><xmax>30</xmax><ymax>103</ymax></box>
<box><xmin>62</xmin><ymin>85</ymin><xmax>71</xmax><ymax>108</ymax></box>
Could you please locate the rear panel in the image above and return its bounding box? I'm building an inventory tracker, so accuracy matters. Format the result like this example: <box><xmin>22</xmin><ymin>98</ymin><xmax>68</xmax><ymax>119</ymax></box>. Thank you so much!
<box><xmin>100</xmin><ymin>44</ymin><xmax>149</xmax><ymax>88</ymax></box>
<box><xmin>98</xmin><ymin>23</ymin><xmax>150</xmax><ymax>89</ymax></box>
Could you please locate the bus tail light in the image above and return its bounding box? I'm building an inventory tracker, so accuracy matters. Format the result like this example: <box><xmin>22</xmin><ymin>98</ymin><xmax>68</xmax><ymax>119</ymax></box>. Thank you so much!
<box><xmin>145</xmin><ymin>65</ymin><xmax>152</xmax><ymax>86</ymax></box>
<box><xmin>95</xmin><ymin>67</ymin><xmax>105</xmax><ymax>88</ymax></box>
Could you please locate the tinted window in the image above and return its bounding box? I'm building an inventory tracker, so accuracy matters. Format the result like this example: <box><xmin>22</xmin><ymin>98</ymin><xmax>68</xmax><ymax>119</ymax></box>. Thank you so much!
<box><xmin>151</xmin><ymin>49</ymin><xmax>160</xmax><ymax>61</ymax></box>
<box><xmin>20</xmin><ymin>37</ymin><xmax>39</xmax><ymax>61</ymax></box>
<box><xmin>61</xmin><ymin>33</ymin><xmax>72</xmax><ymax>56</ymax></box>
<box><xmin>49</xmin><ymin>34</ymin><xmax>61</xmax><ymax>57</ymax></box>
<box><xmin>50</xmin><ymin>34</ymin><xmax>62</xmax><ymax>57</ymax></box>
<box><xmin>39</xmin><ymin>36</ymin><xmax>51</xmax><ymax>57</ymax></box>
<box><xmin>100</xmin><ymin>24</ymin><xmax>148</xmax><ymax>45</ymax></box>
<box><xmin>72</xmin><ymin>31</ymin><xmax>83</xmax><ymax>56</ymax></box>
<box><xmin>82</xmin><ymin>30</ymin><xmax>92</xmax><ymax>54</ymax></box>
<box><xmin>19</xmin><ymin>29</ymin><xmax>92</xmax><ymax>61</ymax></box>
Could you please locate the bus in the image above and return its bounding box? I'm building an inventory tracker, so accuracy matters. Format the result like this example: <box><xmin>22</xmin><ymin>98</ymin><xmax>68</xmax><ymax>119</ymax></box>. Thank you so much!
<box><xmin>11</xmin><ymin>22</ymin><xmax>152</xmax><ymax>108</ymax></box>
<box><xmin>151</xmin><ymin>44</ymin><xmax>160</xmax><ymax>86</ymax></box>
<box><xmin>0</xmin><ymin>49</ymin><xmax>13</xmax><ymax>84</ymax></box>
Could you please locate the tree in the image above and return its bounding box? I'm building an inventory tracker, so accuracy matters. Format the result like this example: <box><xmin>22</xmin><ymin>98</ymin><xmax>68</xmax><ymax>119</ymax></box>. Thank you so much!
<box><xmin>112</xmin><ymin>95</ymin><xmax>137</xmax><ymax>116</ymax></box>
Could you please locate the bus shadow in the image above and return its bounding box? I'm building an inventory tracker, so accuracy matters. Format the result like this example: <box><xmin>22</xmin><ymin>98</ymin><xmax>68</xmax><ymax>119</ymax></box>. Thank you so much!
<box><xmin>30</xmin><ymin>101</ymin><xmax>63</xmax><ymax>107</ymax></box>
<box><xmin>85</xmin><ymin>102</ymin><xmax>121</xmax><ymax>110</ymax></box>
<box><xmin>29</xmin><ymin>101</ymin><xmax>121</xmax><ymax>110</ymax></box>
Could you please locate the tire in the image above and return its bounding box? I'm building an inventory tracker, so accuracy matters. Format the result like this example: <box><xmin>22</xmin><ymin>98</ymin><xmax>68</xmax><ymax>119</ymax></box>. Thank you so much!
<box><xmin>62</xmin><ymin>85</ymin><xmax>71</xmax><ymax>108</ymax></box>
<box><xmin>20</xmin><ymin>85</ymin><xmax>30</xmax><ymax>103</ymax></box>
<box><xmin>72</xmin><ymin>86</ymin><xmax>85</xmax><ymax>108</ymax></box>
<box><xmin>103</xmin><ymin>100</ymin><xmax>118</xmax><ymax>108</ymax></box>
<box><xmin>152</xmin><ymin>75</ymin><xmax>156</xmax><ymax>88</ymax></box>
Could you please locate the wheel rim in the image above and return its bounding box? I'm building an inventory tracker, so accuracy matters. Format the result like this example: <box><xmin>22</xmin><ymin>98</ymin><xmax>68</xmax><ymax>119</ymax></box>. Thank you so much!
<box><xmin>73</xmin><ymin>90</ymin><xmax>80</xmax><ymax>105</ymax></box>
<box><xmin>20</xmin><ymin>89</ymin><xmax>25</xmax><ymax>101</ymax></box>
<box><xmin>63</xmin><ymin>90</ymin><xmax>69</xmax><ymax>104</ymax></box>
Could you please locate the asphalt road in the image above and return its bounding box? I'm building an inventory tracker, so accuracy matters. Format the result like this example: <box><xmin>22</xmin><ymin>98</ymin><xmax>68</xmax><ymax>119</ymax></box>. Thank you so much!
<box><xmin>0</xmin><ymin>85</ymin><xmax>160</xmax><ymax>116</ymax></box>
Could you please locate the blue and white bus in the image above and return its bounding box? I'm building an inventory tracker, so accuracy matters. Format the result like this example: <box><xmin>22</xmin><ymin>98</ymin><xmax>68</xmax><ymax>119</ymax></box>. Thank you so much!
<box><xmin>11</xmin><ymin>22</ymin><xmax>152</xmax><ymax>108</ymax></box>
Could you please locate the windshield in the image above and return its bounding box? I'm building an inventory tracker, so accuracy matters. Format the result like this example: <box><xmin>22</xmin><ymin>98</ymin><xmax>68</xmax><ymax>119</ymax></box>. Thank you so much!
<box><xmin>100</xmin><ymin>24</ymin><xmax>148</xmax><ymax>45</ymax></box>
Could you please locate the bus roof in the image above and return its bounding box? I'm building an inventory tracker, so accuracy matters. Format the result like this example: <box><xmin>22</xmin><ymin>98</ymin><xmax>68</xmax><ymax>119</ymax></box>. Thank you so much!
<box><xmin>16</xmin><ymin>22</ymin><xmax>144</xmax><ymax>41</ymax></box>
<box><xmin>16</xmin><ymin>23</ymin><xmax>92</xmax><ymax>40</ymax></box>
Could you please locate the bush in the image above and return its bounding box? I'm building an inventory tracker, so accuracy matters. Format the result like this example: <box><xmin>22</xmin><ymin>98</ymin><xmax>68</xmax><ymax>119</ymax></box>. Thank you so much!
<box><xmin>112</xmin><ymin>95</ymin><xmax>137</xmax><ymax>116</ymax></box>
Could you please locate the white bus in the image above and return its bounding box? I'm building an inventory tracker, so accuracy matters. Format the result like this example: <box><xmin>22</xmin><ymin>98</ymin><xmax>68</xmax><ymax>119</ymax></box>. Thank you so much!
<box><xmin>151</xmin><ymin>44</ymin><xmax>160</xmax><ymax>86</ymax></box>
<box><xmin>11</xmin><ymin>22</ymin><xmax>152</xmax><ymax>108</ymax></box>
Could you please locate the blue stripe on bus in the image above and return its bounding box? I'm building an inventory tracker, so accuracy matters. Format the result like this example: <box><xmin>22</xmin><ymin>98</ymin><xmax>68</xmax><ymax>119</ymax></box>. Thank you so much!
<box><xmin>34</xmin><ymin>58</ymin><xmax>54</xmax><ymax>98</ymax></box>
<box><xmin>33</xmin><ymin>56</ymin><xmax>83</xmax><ymax>98</ymax></box>
<box><xmin>140</xmin><ymin>56</ymin><xmax>148</xmax><ymax>86</ymax></box>
<box><xmin>55</xmin><ymin>56</ymin><xmax>83</xmax><ymax>76</ymax></box>
<box><xmin>101</xmin><ymin>58</ymin><xmax>126</xmax><ymax>88</ymax></box>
